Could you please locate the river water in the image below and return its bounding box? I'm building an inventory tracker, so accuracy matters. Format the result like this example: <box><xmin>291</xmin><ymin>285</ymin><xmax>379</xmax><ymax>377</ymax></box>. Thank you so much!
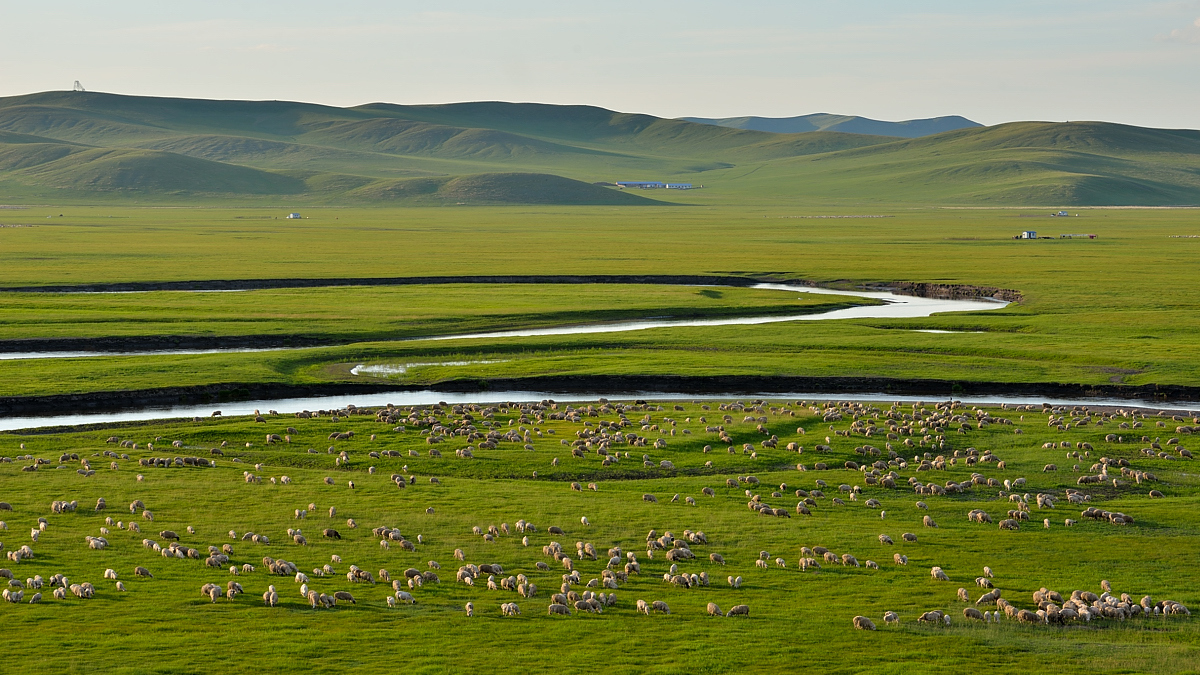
<box><xmin>1</xmin><ymin>390</ymin><xmax>1193</xmax><ymax>433</ymax></box>
<box><xmin>0</xmin><ymin>284</ymin><xmax>1006</xmax><ymax>360</ymax></box>
<box><xmin>6</xmin><ymin>282</ymin><xmax>1156</xmax><ymax>432</ymax></box>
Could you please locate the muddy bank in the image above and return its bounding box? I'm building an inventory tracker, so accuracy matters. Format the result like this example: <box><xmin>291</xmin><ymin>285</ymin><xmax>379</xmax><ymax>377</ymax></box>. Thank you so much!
<box><xmin>0</xmin><ymin>335</ymin><xmax>328</xmax><ymax>354</ymax></box>
<box><xmin>868</xmin><ymin>282</ymin><xmax>1022</xmax><ymax>303</ymax></box>
<box><xmin>0</xmin><ymin>382</ymin><xmax>402</xmax><ymax>417</ymax></box>
<box><xmin>0</xmin><ymin>274</ymin><xmax>1021</xmax><ymax>303</ymax></box>
<box><xmin>1</xmin><ymin>375</ymin><xmax>1195</xmax><ymax>418</ymax></box>
<box><xmin>438</xmin><ymin>375</ymin><xmax>1194</xmax><ymax>402</ymax></box>
<box><xmin>0</xmin><ymin>274</ymin><xmax>762</xmax><ymax>294</ymax></box>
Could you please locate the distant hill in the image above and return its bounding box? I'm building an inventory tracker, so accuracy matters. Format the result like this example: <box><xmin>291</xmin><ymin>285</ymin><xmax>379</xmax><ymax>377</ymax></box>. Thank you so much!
<box><xmin>0</xmin><ymin>91</ymin><xmax>1196</xmax><ymax>205</ymax></box>
<box><xmin>681</xmin><ymin>114</ymin><xmax>981</xmax><ymax>138</ymax></box>
<box><xmin>717</xmin><ymin>121</ymin><xmax>1200</xmax><ymax>206</ymax></box>
<box><xmin>347</xmin><ymin>172</ymin><xmax>659</xmax><ymax>205</ymax></box>
<box><xmin>0</xmin><ymin>91</ymin><xmax>897</xmax><ymax>203</ymax></box>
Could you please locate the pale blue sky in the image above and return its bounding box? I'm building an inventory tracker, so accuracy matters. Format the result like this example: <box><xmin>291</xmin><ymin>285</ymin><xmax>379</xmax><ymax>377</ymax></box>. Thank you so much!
<box><xmin>1</xmin><ymin>1</ymin><xmax>1198</xmax><ymax>127</ymax></box>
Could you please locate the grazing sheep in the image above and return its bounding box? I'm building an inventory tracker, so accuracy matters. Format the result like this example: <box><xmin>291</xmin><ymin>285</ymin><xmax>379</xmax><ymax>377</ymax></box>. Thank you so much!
<box><xmin>883</xmin><ymin>611</ymin><xmax>899</xmax><ymax>625</ymax></box>
<box><xmin>201</xmin><ymin>583</ymin><xmax>222</xmax><ymax>603</ymax></box>
<box><xmin>726</xmin><ymin>604</ymin><xmax>749</xmax><ymax>617</ymax></box>
<box><xmin>894</xmin><ymin>554</ymin><xmax>908</xmax><ymax>566</ymax></box>
<box><xmin>651</xmin><ymin>600</ymin><xmax>671</xmax><ymax>614</ymax></box>
<box><xmin>852</xmin><ymin>615</ymin><xmax>876</xmax><ymax>630</ymax></box>
<box><xmin>931</xmin><ymin>566</ymin><xmax>950</xmax><ymax>581</ymax></box>
<box><xmin>902</xmin><ymin>533</ymin><xmax>917</xmax><ymax>542</ymax></box>
<box><xmin>918</xmin><ymin>610</ymin><xmax>944</xmax><ymax>624</ymax></box>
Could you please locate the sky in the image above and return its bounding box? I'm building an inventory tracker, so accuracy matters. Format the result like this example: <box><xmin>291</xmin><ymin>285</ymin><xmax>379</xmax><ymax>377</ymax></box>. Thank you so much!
<box><xmin>1</xmin><ymin>1</ymin><xmax>1198</xmax><ymax>128</ymax></box>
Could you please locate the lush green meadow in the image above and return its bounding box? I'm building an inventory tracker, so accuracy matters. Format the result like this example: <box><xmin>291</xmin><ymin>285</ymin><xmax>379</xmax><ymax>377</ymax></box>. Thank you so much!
<box><xmin>0</xmin><ymin>284</ymin><xmax>858</xmax><ymax>342</ymax></box>
<box><xmin>0</xmin><ymin>205</ymin><xmax>1196</xmax><ymax>398</ymax></box>
<box><xmin>1</xmin><ymin>399</ymin><xmax>1197</xmax><ymax>674</ymax></box>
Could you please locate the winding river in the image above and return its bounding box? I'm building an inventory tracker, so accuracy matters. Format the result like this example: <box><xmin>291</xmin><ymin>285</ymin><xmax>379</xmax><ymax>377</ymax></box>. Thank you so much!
<box><xmin>8</xmin><ymin>283</ymin><xmax>1145</xmax><ymax>432</ymax></box>
<box><xmin>0</xmin><ymin>284</ymin><xmax>1006</xmax><ymax>361</ymax></box>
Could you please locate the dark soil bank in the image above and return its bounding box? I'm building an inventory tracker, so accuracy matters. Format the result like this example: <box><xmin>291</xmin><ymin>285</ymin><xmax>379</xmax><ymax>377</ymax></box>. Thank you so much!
<box><xmin>1</xmin><ymin>375</ymin><xmax>1194</xmax><ymax>418</ymax></box>
<box><xmin>0</xmin><ymin>274</ymin><xmax>1021</xmax><ymax>302</ymax></box>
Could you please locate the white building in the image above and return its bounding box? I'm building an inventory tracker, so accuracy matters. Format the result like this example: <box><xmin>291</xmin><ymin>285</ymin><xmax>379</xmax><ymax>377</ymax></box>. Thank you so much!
<box><xmin>286</xmin><ymin>213</ymin><xmax>302</xmax><ymax>219</ymax></box>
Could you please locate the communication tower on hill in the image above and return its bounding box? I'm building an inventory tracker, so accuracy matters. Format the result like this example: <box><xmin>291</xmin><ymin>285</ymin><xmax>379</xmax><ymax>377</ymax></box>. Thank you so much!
<box><xmin>73</xmin><ymin>81</ymin><xmax>85</xmax><ymax>92</ymax></box>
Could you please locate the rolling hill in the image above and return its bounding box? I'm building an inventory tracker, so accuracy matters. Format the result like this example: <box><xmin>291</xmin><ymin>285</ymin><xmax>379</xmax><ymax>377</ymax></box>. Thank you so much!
<box><xmin>681</xmin><ymin>113</ymin><xmax>981</xmax><ymax>137</ymax></box>
<box><xmin>711</xmin><ymin>121</ymin><xmax>1200</xmax><ymax>206</ymax></box>
<box><xmin>0</xmin><ymin>91</ymin><xmax>1196</xmax><ymax>205</ymax></box>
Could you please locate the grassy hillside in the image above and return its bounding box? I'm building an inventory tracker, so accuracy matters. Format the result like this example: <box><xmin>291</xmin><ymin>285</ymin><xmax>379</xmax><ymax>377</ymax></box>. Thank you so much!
<box><xmin>345</xmin><ymin>173</ymin><xmax>660</xmax><ymax>205</ymax></box>
<box><xmin>0</xmin><ymin>92</ymin><xmax>1197</xmax><ymax>205</ymax></box>
<box><xmin>0</xmin><ymin>92</ymin><xmax>896</xmax><ymax>204</ymax></box>
<box><xmin>682</xmin><ymin>113</ymin><xmax>981</xmax><ymax>137</ymax></box>
<box><xmin>704</xmin><ymin>122</ymin><xmax>1200</xmax><ymax>206</ymax></box>
<box><xmin>20</xmin><ymin>147</ymin><xmax>308</xmax><ymax>194</ymax></box>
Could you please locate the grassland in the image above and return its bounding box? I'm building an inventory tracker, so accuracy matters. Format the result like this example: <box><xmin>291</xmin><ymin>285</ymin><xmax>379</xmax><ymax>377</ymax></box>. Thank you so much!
<box><xmin>2</xmin><ymin>91</ymin><xmax>1198</xmax><ymax>675</ymax></box>
<box><xmin>0</xmin><ymin>205</ymin><xmax>1196</xmax><ymax>400</ymax></box>
<box><xmin>2</xmin><ymin>92</ymin><xmax>1199</xmax><ymax>205</ymax></box>
<box><xmin>0</xmin><ymin>285</ymin><xmax>860</xmax><ymax>343</ymax></box>
<box><xmin>1</xmin><ymin>399</ymin><xmax>1197</xmax><ymax>674</ymax></box>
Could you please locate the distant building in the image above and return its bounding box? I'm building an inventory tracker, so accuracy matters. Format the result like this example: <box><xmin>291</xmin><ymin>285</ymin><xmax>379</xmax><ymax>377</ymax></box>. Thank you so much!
<box><xmin>665</xmin><ymin>183</ymin><xmax>693</xmax><ymax>190</ymax></box>
<box><xmin>1019</xmin><ymin>231</ymin><xmax>1037</xmax><ymax>239</ymax></box>
<box><xmin>615</xmin><ymin>181</ymin><xmax>666</xmax><ymax>189</ymax></box>
<box><xmin>1055</xmin><ymin>211</ymin><xmax>1070</xmax><ymax>217</ymax></box>
<box><xmin>1060</xmin><ymin>234</ymin><xmax>1097</xmax><ymax>239</ymax></box>
<box><xmin>286</xmin><ymin>213</ymin><xmax>302</xmax><ymax>219</ymax></box>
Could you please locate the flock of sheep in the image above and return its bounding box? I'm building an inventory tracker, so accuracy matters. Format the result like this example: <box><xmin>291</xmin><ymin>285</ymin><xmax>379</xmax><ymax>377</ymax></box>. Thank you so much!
<box><xmin>0</xmin><ymin>397</ymin><xmax>1195</xmax><ymax>631</ymax></box>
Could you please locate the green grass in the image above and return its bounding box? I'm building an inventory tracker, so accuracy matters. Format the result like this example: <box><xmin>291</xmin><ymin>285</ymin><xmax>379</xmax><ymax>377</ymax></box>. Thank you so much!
<box><xmin>1</xmin><ymin>399</ymin><xmax>1198</xmax><ymax>673</ymax></box>
<box><xmin>3</xmin><ymin>92</ymin><xmax>1199</xmax><ymax>205</ymax></box>
<box><xmin>0</xmin><ymin>205</ymin><xmax>1196</xmax><ymax>397</ymax></box>
<box><xmin>0</xmin><ymin>284</ymin><xmax>864</xmax><ymax>342</ymax></box>
<box><xmin>2</xmin><ymin>93</ymin><xmax>1199</xmax><ymax>673</ymax></box>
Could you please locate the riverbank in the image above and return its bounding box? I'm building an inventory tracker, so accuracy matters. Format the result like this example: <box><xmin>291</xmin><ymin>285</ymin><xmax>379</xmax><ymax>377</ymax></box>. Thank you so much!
<box><xmin>2</xmin><ymin>374</ymin><xmax>1196</xmax><ymax>422</ymax></box>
